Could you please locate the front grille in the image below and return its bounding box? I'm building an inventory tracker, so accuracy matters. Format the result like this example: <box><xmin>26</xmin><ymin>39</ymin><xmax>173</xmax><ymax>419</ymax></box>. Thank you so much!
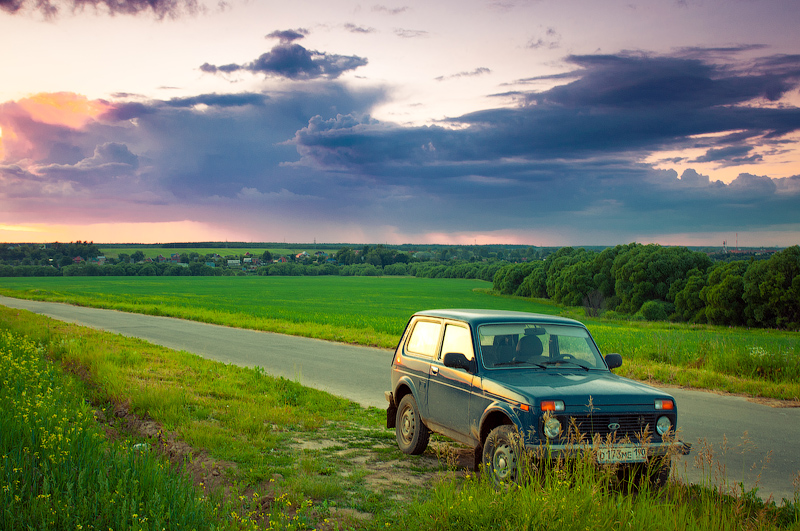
<box><xmin>557</xmin><ymin>413</ymin><xmax>659</xmax><ymax>442</ymax></box>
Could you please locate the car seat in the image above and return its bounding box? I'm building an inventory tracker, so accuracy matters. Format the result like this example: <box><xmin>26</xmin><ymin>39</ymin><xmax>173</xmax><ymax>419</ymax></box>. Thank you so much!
<box><xmin>515</xmin><ymin>334</ymin><xmax>544</xmax><ymax>364</ymax></box>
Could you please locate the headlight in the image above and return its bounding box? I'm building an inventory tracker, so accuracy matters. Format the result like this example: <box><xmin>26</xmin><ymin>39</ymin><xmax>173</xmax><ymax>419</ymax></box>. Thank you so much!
<box><xmin>656</xmin><ymin>415</ymin><xmax>672</xmax><ymax>436</ymax></box>
<box><xmin>544</xmin><ymin>417</ymin><xmax>562</xmax><ymax>439</ymax></box>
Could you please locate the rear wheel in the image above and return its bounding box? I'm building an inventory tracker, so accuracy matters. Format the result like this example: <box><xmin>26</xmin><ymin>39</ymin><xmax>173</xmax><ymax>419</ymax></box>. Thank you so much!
<box><xmin>482</xmin><ymin>425</ymin><xmax>525</xmax><ymax>486</ymax></box>
<box><xmin>395</xmin><ymin>394</ymin><xmax>429</xmax><ymax>455</ymax></box>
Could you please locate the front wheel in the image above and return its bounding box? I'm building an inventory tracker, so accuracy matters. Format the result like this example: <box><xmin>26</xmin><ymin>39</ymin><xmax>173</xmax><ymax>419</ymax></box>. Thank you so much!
<box><xmin>395</xmin><ymin>394</ymin><xmax>429</xmax><ymax>455</ymax></box>
<box><xmin>482</xmin><ymin>425</ymin><xmax>525</xmax><ymax>486</ymax></box>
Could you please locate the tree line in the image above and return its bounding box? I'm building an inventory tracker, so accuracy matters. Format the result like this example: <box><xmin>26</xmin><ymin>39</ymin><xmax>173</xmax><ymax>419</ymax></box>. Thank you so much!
<box><xmin>493</xmin><ymin>243</ymin><xmax>800</xmax><ymax>330</ymax></box>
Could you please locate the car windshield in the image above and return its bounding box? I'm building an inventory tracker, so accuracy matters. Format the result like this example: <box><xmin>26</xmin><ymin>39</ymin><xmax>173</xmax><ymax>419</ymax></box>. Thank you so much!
<box><xmin>478</xmin><ymin>323</ymin><xmax>606</xmax><ymax>370</ymax></box>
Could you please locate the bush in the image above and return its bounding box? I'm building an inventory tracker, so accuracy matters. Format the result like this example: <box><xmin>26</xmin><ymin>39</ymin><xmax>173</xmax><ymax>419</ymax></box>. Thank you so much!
<box><xmin>384</xmin><ymin>263</ymin><xmax>409</xmax><ymax>275</ymax></box>
<box><xmin>637</xmin><ymin>301</ymin><xmax>675</xmax><ymax>322</ymax></box>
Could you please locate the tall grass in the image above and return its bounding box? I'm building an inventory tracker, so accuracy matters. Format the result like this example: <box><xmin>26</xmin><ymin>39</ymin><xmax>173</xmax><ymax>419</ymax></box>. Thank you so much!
<box><xmin>0</xmin><ymin>330</ymin><xmax>222</xmax><ymax>530</ymax></box>
<box><xmin>0</xmin><ymin>304</ymin><xmax>390</xmax><ymax>529</ymax></box>
<box><xmin>391</xmin><ymin>447</ymin><xmax>800</xmax><ymax>530</ymax></box>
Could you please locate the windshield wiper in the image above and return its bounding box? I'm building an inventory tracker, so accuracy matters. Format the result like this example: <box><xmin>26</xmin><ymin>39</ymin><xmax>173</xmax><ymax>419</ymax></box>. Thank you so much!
<box><xmin>542</xmin><ymin>359</ymin><xmax>591</xmax><ymax>371</ymax></box>
<box><xmin>493</xmin><ymin>360</ymin><xmax>547</xmax><ymax>369</ymax></box>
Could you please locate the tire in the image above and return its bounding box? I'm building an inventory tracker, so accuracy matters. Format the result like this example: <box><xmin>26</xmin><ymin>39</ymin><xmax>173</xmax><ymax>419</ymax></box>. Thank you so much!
<box><xmin>482</xmin><ymin>425</ymin><xmax>525</xmax><ymax>486</ymax></box>
<box><xmin>395</xmin><ymin>394</ymin><xmax>429</xmax><ymax>455</ymax></box>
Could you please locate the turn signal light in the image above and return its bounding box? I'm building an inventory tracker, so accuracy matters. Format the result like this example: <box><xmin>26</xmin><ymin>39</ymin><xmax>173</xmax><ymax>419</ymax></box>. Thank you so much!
<box><xmin>541</xmin><ymin>400</ymin><xmax>565</xmax><ymax>412</ymax></box>
<box><xmin>655</xmin><ymin>399</ymin><xmax>674</xmax><ymax>410</ymax></box>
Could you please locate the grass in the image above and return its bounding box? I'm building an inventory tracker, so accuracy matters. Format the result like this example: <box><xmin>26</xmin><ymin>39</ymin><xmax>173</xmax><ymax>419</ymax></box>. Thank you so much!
<box><xmin>0</xmin><ymin>328</ymin><xmax>221</xmax><ymax>530</ymax></box>
<box><xmin>1</xmin><ymin>276</ymin><xmax>798</xmax><ymax>401</ymax></box>
<box><xmin>1</xmin><ymin>305</ymin><xmax>798</xmax><ymax>530</ymax></box>
<box><xmin>586</xmin><ymin>320</ymin><xmax>800</xmax><ymax>401</ymax></box>
<box><xmin>0</xmin><ymin>276</ymin><xmax>562</xmax><ymax>347</ymax></box>
<box><xmin>397</xmin><ymin>460</ymin><xmax>799</xmax><ymax>531</ymax></box>
<box><xmin>0</xmin><ymin>304</ymin><xmax>409</xmax><ymax>529</ymax></box>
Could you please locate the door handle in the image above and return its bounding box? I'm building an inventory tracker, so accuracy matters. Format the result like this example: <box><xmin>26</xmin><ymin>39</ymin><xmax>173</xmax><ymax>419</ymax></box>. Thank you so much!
<box><xmin>431</xmin><ymin>366</ymin><xmax>439</xmax><ymax>375</ymax></box>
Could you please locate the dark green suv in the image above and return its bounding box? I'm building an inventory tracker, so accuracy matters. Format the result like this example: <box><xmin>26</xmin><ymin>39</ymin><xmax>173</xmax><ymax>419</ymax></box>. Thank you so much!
<box><xmin>385</xmin><ymin>309</ymin><xmax>690</xmax><ymax>484</ymax></box>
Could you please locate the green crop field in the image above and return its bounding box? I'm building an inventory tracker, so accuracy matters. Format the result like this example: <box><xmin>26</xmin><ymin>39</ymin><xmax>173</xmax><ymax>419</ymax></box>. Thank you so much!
<box><xmin>0</xmin><ymin>276</ymin><xmax>558</xmax><ymax>339</ymax></box>
<box><xmin>1</xmin><ymin>275</ymin><xmax>798</xmax><ymax>400</ymax></box>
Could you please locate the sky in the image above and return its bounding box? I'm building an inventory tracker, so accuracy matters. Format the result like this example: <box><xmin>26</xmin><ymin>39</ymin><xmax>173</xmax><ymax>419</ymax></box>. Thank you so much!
<box><xmin>1</xmin><ymin>0</ymin><xmax>800</xmax><ymax>247</ymax></box>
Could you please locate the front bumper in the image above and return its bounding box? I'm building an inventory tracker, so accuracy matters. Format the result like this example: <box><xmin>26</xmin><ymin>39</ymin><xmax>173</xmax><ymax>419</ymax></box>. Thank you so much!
<box><xmin>523</xmin><ymin>439</ymin><xmax>691</xmax><ymax>462</ymax></box>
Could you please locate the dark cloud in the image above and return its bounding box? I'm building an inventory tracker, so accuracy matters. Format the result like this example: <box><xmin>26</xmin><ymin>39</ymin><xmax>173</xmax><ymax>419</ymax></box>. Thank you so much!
<box><xmin>100</xmin><ymin>101</ymin><xmax>156</xmax><ymax>121</ymax></box>
<box><xmin>199</xmin><ymin>63</ymin><xmax>240</xmax><ymax>74</ymax></box>
<box><xmin>0</xmin><ymin>0</ymin><xmax>198</xmax><ymax>18</ymax></box>
<box><xmin>164</xmin><ymin>93</ymin><xmax>268</xmax><ymax>108</ymax></box>
<box><xmin>34</xmin><ymin>142</ymin><xmax>139</xmax><ymax>185</ymax></box>
<box><xmin>727</xmin><ymin>172</ymin><xmax>778</xmax><ymax>196</ymax></box>
<box><xmin>692</xmin><ymin>145</ymin><xmax>762</xmax><ymax>165</ymax></box>
<box><xmin>266</xmin><ymin>28</ymin><xmax>308</xmax><ymax>43</ymax></box>
<box><xmin>525</xmin><ymin>53</ymin><xmax>799</xmax><ymax>109</ymax></box>
<box><xmin>201</xmin><ymin>39</ymin><xmax>367</xmax><ymax>80</ymax></box>
<box><xmin>279</xmin><ymin>50</ymin><xmax>800</xmax><ymax>237</ymax></box>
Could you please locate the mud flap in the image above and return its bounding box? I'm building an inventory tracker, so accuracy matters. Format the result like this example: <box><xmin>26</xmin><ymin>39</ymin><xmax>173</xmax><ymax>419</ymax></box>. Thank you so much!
<box><xmin>385</xmin><ymin>391</ymin><xmax>397</xmax><ymax>429</ymax></box>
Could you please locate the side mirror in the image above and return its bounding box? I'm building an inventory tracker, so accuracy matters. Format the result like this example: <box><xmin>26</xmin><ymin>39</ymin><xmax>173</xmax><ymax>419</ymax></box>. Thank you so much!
<box><xmin>443</xmin><ymin>352</ymin><xmax>474</xmax><ymax>373</ymax></box>
<box><xmin>605</xmin><ymin>353</ymin><xmax>622</xmax><ymax>370</ymax></box>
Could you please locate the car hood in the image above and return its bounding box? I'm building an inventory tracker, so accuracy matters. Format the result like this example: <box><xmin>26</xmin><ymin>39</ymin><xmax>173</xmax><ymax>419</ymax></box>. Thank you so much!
<box><xmin>482</xmin><ymin>369</ymin><xmax>672</xmax><ymax>407</ymax></box>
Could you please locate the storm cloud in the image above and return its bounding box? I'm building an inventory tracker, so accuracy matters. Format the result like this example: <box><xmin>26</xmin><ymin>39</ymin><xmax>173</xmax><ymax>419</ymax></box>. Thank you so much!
<box><xmin>289</xmin><ymin>51</ymin><xmax>800</xmax><ymax>168</ymax></box>
<box><xmin>201</xmin><ymin>30</ymin><xmax>368</xmax><ymax>80</ymax></box>
<box><xmin>2</xmin><ymin>50</ymin><xmax>799</xmax><ymax>243</ymax></box>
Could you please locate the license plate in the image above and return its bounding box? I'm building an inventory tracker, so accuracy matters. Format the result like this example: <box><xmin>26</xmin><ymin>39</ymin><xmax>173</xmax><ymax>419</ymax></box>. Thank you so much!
<box><xmin>597</xmin><ymin>445</ymin><xmax>647</xmax><ymax>464</ymax></box>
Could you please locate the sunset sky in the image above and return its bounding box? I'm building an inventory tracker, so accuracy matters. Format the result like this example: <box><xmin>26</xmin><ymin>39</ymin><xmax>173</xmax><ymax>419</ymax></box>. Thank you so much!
<box><xmin>1</xmin><ymin>0</ymin><xmax>799</xmax><ymax>247</ymax></box>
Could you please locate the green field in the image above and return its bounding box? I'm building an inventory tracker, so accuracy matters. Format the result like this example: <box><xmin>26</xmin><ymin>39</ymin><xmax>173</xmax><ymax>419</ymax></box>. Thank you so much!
<box><xmin>0</xmin><ymin>276</ymin><xmax>561</xmax><ymax>342</ymax></box>
<box><xmin>2</xmin><ymin>278</ymin><xmax>799</xmax><ymax>529</ymax></box>
<box><xmin>4</xmin><ymin>311</ymin><xmax>797</xmax><ymax>530</ymax></box>
<box><xmin>0</xmin><ymin>276</ymin><xmax>798</xmax><ymax>400</ymax></box>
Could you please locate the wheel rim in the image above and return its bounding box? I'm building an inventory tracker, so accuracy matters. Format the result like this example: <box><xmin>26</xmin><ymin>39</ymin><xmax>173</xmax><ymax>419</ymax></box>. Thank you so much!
<box><xmin>400</xmin><ymin>406</ymin><xmax>415</xmax><ymax>444</ymax></box>
<box><xmin>492</xmin><ymin>442</ymin><xmax>517</xmax><ymax>481</ymax></box>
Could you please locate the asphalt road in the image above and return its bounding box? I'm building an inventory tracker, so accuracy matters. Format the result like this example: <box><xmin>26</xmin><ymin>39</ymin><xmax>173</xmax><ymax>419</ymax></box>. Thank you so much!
<box><xmin>2</xmin><ymin>295</ymin><xmax>798</xmax><ymax>503</ymax></box>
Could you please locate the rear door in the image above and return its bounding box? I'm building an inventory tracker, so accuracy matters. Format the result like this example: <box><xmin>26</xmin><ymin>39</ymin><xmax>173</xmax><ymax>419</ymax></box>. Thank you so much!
<box><xmin>398</xmin><ymin>317</ymin><xmax>442</xmax><ymax>417</ymax></box>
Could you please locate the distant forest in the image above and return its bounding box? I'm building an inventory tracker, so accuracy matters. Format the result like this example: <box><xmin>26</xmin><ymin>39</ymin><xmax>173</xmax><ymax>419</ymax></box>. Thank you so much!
<box><xmin>1</xmin><ymin>241</ymin><xmax>798</xmax><ymax>330</ymax></box>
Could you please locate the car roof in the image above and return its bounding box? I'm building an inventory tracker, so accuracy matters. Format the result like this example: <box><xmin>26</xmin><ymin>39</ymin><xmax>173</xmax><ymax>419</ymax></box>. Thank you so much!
<box><xmin>412</xmin><ymin>309</ymin><xmax>586</xmax><ymax>328</ymax></box>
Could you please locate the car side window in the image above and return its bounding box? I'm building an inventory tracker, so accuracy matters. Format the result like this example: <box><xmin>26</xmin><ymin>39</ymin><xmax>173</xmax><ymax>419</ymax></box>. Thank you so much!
<box><xmin>406</xmin><ymin>320</ymin><xmax>441</xmax><ymax>357</ymax></box>
<box><xmin>440</xmin><ymin>324</ymin><xmax>474</xmax><ymax>361</ymax></box>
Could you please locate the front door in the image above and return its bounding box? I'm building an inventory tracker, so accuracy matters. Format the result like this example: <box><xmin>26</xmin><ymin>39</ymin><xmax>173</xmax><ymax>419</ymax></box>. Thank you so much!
<box><xmin>426</xmin><ymin>322</ymin><xmax>477</xmax><ymax>444</ymax></box>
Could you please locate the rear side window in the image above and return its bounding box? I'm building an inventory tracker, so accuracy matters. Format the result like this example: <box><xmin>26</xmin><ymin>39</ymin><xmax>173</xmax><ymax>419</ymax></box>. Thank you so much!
<box><xmin>406</xmin><ymin>320</ymin><xmax>441</xmax><ymax>357</ymax></box>
<box><xmin>440</xmin><ymin>324</ymin><xmax>474</xmax><ymax>361</ymax></box>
